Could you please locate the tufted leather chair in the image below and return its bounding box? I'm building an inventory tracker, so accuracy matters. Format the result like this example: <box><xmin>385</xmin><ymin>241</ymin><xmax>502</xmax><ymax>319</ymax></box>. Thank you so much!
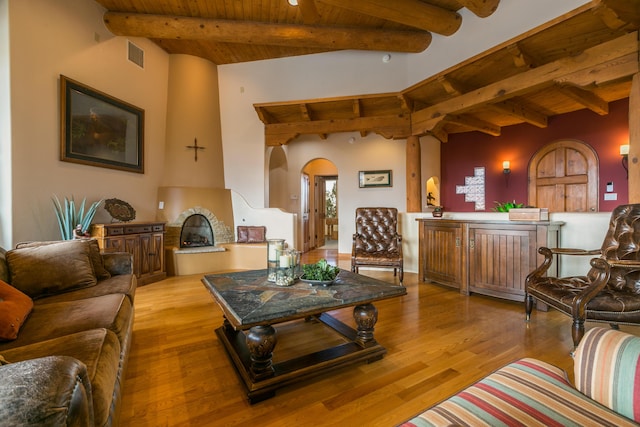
<box><xmin>525</xmin><ymin>204</ymin><xmax>640</xmax><ymax>348</ymax></box>
<box><xmin>351</xmin><ymin>207</ymin><xmax>403</xmax><ymax>283</ymax></box>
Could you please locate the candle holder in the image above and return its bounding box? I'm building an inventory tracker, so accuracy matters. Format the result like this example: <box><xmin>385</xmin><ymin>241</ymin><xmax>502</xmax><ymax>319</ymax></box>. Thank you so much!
<box><xmin>274</xmin><ymin>248</ymin><xmax>300</xmax><ymax>286</ymax></box>
<box><xmin>266</xmin><ymin>239</ymin><xmax>285</xmax><ymax>282</ymax></box>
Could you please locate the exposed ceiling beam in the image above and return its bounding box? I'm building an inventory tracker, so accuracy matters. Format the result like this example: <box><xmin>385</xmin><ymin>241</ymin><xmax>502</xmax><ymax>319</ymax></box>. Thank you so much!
<box><xmin>315</xmin><ymin>0</ymin><xmax>461</xmax><ymax>35</ymax></box>
<box><xmin>103</xmin><ymin>12</ymin><xmax>432</xmax><ymax>53</ymax></box>
<box><xmin>411</xmin><ymin>32</ymin><xmax>639</xmax><ymax>136</ymax></box>
<box><xmin>555</xmin><ymin>84</ymin><xmax>609</xmax><ymax>115</ymax></box>
<box><xmin>444</xmin><ymin>114</ymin><xmax>501</xmax><ymax>136</ymax></box>
<box><xmin>263</xmin><ymin>115</ymin><xmax>411</xmax><ymax>145</ymax></box>
<box><xmin>457</xmin><ymin>0</ymin><xmax>501</xmax><ymax>18</ymax></box>
<box><xmin>506</xmin><ymin>43</ymin><xmax>537</xmax><ymax>69</ymax></box>
<box><xmin>437</xmin><ymin>76</ymin><xmax>467</xmax><ymax>96</ymax></box>
<box><xmin>489</xmin><ymin>100</ymin><xmax>548</xmax><ymax>128</ymax></box>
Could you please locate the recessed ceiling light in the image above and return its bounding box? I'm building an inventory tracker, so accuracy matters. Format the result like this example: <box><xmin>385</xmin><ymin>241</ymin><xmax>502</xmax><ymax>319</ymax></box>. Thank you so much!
<box><xmin>288</xmin><ymin>0</ymin><xmax>298</xmax><ymax>5</ymax></box>
<box><xmin>382</xmin><ymin>54</ymin><xmax>391</xmax><ymax>63</ymax></box>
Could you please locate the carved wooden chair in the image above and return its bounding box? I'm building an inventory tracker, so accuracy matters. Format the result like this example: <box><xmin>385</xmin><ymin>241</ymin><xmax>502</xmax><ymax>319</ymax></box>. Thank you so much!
<box><xmin>351</xmin><ymin>207</ymin><xmax>403</xmax><ymax>283</ymax></box>
<box><xmin>525</xmin><ymin>204</ymin><xmax>640</xmax><ymax>348</ymax></box>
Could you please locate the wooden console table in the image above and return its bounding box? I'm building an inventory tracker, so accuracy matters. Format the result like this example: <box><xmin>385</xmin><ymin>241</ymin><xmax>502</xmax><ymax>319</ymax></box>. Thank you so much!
<box><xmin>91</xmin><ymin>222</ymin><xmax>166</xmax><ymax>285</ymax></box>
<box><xmin>416</xmin><ymin>218</ymin><xmax>563</xmax><ymax>302</ymax></box>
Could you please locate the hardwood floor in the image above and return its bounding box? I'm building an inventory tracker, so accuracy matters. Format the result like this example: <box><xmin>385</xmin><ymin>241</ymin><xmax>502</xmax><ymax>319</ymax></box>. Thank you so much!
<box><xmin>120</xmin><ymin>250</ymin><xmax>640</xmax><ymax>426</ymax></box>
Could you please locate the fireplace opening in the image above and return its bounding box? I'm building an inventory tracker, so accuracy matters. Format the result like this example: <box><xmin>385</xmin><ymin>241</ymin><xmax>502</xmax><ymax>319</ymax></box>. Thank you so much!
<box><xmin>180</xmin><ymin>214</ymin><xmax>214</xmax><ymax>248</ymax></box>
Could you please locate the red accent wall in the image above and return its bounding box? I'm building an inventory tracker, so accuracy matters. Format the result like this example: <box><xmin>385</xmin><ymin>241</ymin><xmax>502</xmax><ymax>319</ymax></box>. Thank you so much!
<box><xmin>441</xmin><ymin>99</ymin><xmax>630</xmax><ymax>212</ymax></box>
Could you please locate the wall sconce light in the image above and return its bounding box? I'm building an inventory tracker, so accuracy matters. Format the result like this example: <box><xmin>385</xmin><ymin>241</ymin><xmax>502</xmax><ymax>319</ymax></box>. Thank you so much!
<box><xmin>620</xmin><ymin>144</ymin><xmax>629</xmax><ymax>178</ymax></box>
<box><xmin>502</xmin><ymin>161</ymin><xmax>511</xmax><ymax>187</ymax></box>
<box><xmin>502</xmin><ymin>160</ymin><xmax>511</xmax><ymax>174</ymax></box>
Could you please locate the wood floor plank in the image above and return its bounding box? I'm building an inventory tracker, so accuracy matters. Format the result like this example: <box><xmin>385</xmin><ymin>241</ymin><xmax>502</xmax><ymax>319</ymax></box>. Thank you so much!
<box><xmin>119</xmin><ymin>250</ymin><xmax>640</xmax><ymax>426</ymax></box>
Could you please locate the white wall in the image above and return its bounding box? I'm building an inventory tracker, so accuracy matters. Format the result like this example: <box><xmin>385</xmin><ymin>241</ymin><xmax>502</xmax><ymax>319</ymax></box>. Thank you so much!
<box><xmin>4</xmin><ymin>0</ymin><xmax>169</xmax><ymax>246</ymax></box>
<box><xmin>0</xmin><ymin>0</ymin><xmax>11</xmax><ymax>247</ymax></box>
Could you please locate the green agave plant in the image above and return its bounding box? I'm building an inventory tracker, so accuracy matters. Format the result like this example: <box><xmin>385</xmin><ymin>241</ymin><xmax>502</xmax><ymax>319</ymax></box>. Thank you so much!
<box><xmin>52</xmin><ymin>195</ymin><xmax>103</xmax><ymax>240</ymax></box>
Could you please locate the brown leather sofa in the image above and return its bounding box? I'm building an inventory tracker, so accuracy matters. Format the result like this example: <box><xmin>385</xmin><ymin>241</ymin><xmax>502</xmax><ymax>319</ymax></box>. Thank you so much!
<box><xmin>0</xmin><ymin>239</ymin><xmax>136</xmax><ymax>426</ymax></box>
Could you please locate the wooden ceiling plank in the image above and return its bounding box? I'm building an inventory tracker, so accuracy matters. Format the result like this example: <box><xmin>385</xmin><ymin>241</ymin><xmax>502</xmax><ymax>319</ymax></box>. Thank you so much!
<box><xmin>555</xmin><ymin>84</ymin><xmax>609</xmax><ymax>115</ymax></box>
<box><xmin>457</xmin><ymin>0</ymin><xmax>500</xmax><ymax>18</ymax></box>
<box><xmin>490</xmin><ymin>100</ymin><xmax>548</xmax><ymax>128</ymax></box>
<box><xmin>411</xmin><ymin>32</ymin><xmax>638</xmax><ymax>135</ymax></box>
<box><xmin>103</xmin><ymin>12</ymin><xmax>432</xmax><ymax>52</ymax></box>
<box><xmin>315</xmin><ymin>0</ymin><xmax>461</xmax><ymax>35</ymax></box>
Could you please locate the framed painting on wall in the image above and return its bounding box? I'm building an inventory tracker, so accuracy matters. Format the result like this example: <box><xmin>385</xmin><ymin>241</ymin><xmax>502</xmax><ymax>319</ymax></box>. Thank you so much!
<box><xmin>60</xmin><ymin>75</ymin><xmax>144</xmax><ymax>173</ymax></box>
<box><xmin>359</xmin><ymin>170</ymin><xmax>392</xmax><ymax>188</ymax></box>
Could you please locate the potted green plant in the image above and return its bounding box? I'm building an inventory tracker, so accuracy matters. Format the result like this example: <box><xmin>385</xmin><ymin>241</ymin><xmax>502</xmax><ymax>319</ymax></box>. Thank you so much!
<box><xmin>492</xmin><ymin>200</ymin><xmax>524</xmax><ymax>212</ymax></box>
<box><xmin>52</xmin><ymin>195</ymin><xmax>103</xmax><ymax>240</ymax></box>
<box><xmin>432</xmin><ymin>206</ymin><xmax>444</xmax><ymax>217</ymax></box>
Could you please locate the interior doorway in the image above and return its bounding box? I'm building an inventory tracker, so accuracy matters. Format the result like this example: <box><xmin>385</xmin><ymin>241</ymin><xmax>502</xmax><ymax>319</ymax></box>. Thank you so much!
<box><xmin>301</xmin><ymin>159</ymin><xmax>338</xmax><ymax>252</ymax></box>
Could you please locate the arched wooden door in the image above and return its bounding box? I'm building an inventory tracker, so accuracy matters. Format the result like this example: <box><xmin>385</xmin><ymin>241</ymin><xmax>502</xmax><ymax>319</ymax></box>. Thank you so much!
<box><xmin>528</xmin><ymin>140</ymin><xmax>598</xmax><ymax>212</ymax></box>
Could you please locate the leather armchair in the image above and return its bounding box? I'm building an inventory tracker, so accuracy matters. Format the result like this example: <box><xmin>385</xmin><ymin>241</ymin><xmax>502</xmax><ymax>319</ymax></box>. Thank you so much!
<box><xmin>351</xmin><ymin>207</ymin><xmax>403</xmax><ymax>283</ymax></box>
<box><xmin>525</xmin><ymin>204</ymin><xmax>640</xmax><ymax>347</ymax></box>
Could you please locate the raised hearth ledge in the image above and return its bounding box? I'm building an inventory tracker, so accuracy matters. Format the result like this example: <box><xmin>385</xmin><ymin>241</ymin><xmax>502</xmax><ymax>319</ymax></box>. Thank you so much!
<box><xmin>174</xmin><ymin>246</ymin><xmax>226</xmax><ymax>254</ymax></box>
<box><xmin>167</xmin><ymin>243</ymin><xmax>267</xmax><ymax>276</ymax></box>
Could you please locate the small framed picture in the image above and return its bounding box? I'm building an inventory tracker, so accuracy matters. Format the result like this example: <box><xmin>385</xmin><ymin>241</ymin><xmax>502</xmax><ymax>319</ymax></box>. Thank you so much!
<box><xmin>359</xmin><ymin>170</ymin><xmax>392</xmax><ymax>188</ymax></box>
<box><xmin>60</xmin><ymin>75</ymin><xmax>144</xmax><ymax>173</ymax></box>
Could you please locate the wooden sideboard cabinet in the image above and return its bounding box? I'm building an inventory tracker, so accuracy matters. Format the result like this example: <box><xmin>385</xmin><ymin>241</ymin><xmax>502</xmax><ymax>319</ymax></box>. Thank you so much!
<box><xmin>91</xmin><ymin>222</ymin><xmax>166</xmax><ymax>285</ymax></box>
<box><xmin>417</xmin><ymin>218</ymin><xmax>563</xmax><ymax>302</ymax></box>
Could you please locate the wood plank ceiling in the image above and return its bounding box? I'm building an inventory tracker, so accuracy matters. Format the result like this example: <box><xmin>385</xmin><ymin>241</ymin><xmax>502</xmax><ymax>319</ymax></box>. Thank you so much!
<box><xmin>253</xmin><ymin>0</ymin><xmax>640</xmax><ymax>145</ymax></box>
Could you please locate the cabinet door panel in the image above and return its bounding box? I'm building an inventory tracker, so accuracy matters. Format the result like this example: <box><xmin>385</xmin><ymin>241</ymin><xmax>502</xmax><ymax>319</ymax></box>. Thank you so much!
<box><xmin>469</xmin><ymin>227</ymin><xmax>535</xmax><ymax>300</ymax></box>
<box><xmin>421</xmin><ymin>222</ymin><xmax>462</xmax><ymax>289</ymax></box>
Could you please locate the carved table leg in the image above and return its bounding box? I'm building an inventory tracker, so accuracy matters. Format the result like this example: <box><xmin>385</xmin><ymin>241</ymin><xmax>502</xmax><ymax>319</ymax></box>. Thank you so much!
<box><xmin>246</xmin><ymin>325</ymin><xmax>278</xmax><ymax>381</ymax></box>
<box><xmin>353</xmin><ymin>303</ymin><xmax>378</xmax><ymax>347</ymax></box>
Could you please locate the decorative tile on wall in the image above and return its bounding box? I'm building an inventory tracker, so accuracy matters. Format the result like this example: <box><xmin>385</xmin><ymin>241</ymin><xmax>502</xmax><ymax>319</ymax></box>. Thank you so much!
<box><xmin>455</xmin><ymin>167</ymin><xmax>485</xmax><ymax>210</ymax></box>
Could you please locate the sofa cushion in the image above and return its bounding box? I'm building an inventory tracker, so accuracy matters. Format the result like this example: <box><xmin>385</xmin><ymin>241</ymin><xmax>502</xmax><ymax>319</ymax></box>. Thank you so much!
<box><xmin>0</xmin><ymin>293</ymin><xmax>131</xmax><ymax>352</ymax></box>
<box><xmin>35</xmin><ymin>273</ymin><xmax>136</xmax><ymax>305</ymax></box>
<box><xmin>16</xmin><ymin>239</ymin><xmax>110</xmax><ymax>281</ymax></box>
<box><xmin>6</xmin><ymin>240</ymin><xmax>97</xmax><ymax>299</ymax></box>
<box><xmin>574</xmin><ymin>327</ymin><xmax>640</xmax><ymax>423</ymax></box>
<box><xmin>2</xmin><ymin>328</ymin><xmax>121</xmax><ymax>427</ymax></box>
<box><xmin>0</xmin><ymin>280</ymin><xmax>33</xmax><ymax>341</ymax></box>
<box><xmin>400</xmin><ymin>358</ymin><xmax>636</xmax><ymax>427</ymax></box>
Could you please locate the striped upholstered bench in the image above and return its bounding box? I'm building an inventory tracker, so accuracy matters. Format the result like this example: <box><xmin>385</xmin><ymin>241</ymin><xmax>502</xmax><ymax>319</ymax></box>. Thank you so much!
<box><xmin>400</xmin><ymin>327</ymin><xmax>640</xmax><ymax>426</ymax></box>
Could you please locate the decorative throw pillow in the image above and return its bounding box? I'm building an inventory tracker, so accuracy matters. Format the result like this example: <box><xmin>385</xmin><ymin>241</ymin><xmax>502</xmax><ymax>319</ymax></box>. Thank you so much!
<box><xmin>247</xmin><ymin>226</ymin><xmax>266</xmax><ymax>243</ymax></box>
<box><xmin>7</xmin><ymin>240</ymin><xmax>97</xmax><ymax>299</ymax></box>
<box><xmin>16</xmin><ymin>239</ymin><xmax>110</xmax><ymax>280</ymax></box>
<box><xmin>0</xmin><ymin>280</ymin><xmax>33</xmax><ymax>341</ymax></box>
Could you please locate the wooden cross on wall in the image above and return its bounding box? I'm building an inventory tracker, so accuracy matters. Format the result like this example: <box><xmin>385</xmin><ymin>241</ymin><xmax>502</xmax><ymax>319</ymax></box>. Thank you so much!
<box><xmin>186</xmin><ymin>138</ymin><xmax>206</xmax><ymax>162</ymax></box>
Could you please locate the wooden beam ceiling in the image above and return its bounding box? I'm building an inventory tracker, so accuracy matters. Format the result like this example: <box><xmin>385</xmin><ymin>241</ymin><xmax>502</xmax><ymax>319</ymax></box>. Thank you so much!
<box><xmin>254</xmin><ymin>1</ymin><xmax>640</xmax><ymax>146</ymax></box>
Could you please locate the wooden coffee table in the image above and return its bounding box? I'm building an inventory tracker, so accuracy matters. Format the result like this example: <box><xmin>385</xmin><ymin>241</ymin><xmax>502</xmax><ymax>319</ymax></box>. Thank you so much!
<box><xmin>202</xmin><ymin>269</ymin><xmax>406</xmax><ymax>403</ymax></box>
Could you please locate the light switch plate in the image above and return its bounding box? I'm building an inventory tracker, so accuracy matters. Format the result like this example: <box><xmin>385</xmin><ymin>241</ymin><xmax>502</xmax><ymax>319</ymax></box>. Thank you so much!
<box><xmin>606</xmin><ymin>182</ymin><xmax>614</xmax><ymax>192</ymax></box>
<box><xmin>604</xmin><ymin>193</ymin><xmax>617</xmax><ymax>201</ymax></box>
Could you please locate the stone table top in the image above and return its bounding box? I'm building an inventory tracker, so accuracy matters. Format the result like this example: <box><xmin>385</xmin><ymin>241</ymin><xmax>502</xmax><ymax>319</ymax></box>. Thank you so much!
<box><xmin>202</xmin><ymin>269</ymin><xmax>406</xmax><ymax>329</ymax></box>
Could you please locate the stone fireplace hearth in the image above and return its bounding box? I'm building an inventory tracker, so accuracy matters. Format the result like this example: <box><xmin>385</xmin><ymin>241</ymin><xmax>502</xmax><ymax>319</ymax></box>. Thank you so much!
<box><xmin>165</xmin><ymin>206</ymin><xmax>234</xmax><ymax>251</ymax></box>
